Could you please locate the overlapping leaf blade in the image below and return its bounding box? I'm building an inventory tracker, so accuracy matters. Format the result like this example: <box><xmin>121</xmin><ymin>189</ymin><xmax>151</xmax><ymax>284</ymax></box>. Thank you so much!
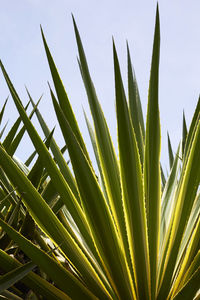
<box><xmin>0</xmin><ymin>6</ymin><xmax>199</xmax><ymax>300</ymax></box>
<box><xmin>159</xmin><ymin>145</ymin><xmax>181</xmax><ymax>256</ymax></box>
<box><xmin>0</xmin><ymin>62</ymin><xmax>108</xmax><ymax>293</ymax></box>
<box><xmin>51</xmin><ymin>87</ymin><xmax>134</xmax><ymax>300</ymax></box>
<box><xmin>3</xmin><ymin>103</ymin><xmax>31</xmax><ymax>153</ymax></box>
<box><xmin>173</xmin><ymin>265</ymin><xmax>200</xmax><ymax>300</ymax></box>
<box><xmin>158</xmin><ymin>120</ymin><xmax>200</xmax><ymax>299</ymax></box>
<box><xmin>27</xmin><ymin>90</ymin><xmax>81</xmax><ymax>204</ymax></box>
<box><xmin>113</xmin><ymin>42</ymin><xmax>150</xmax><ymax>300</ymax></box>
<box><xmin>0</xmin><ymin>249</ymin><xmax>71</xmax><ymax>300</ymax></box>
<box><xmin>0</xmin><ymin>261</ymin><xmax>36</xmax><ymax>293</ymax></box>
<box><xmin>73</xmin><ymin>19</ymin><xmax>134</xmax><ymax>288</ymax></box>
<box><xmin>0</xmin><ymin>144</ymin><xmax>110</xmax><ymax>298</ymax></box>
<box><xmin>172</xmin><ymin>202</ymin><xmax>200</xmax><ymax>294</ymax></box>
<box><xmin>0</xmin><ymin>219</ymin><xmax>97</xmax><ymax>300</ymax></box>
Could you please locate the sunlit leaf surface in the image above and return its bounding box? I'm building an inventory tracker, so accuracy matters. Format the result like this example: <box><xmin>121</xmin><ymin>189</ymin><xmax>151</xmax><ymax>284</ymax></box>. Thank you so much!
<box><xmin>0</xmin><ymin>5</ymin><xmax>199</xmax><ymax>300</ymax></box>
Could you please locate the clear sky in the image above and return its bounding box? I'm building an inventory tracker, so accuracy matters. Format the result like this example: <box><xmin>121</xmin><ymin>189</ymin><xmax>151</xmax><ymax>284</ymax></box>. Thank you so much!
<box><xmin>0</xmin><ymin>1</ymin><xmax>199</xmax><ymax>171</ymax></box>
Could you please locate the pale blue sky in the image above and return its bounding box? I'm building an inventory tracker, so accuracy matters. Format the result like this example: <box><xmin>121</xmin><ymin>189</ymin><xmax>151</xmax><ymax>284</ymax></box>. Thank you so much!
<box><xmin>0</xmin><ymin>1</ymin><xmax>199</xmax><ymax>170</ymax></box>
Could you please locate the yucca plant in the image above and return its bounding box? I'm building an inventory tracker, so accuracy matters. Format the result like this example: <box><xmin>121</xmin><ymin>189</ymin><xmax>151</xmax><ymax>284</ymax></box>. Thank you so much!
<box><xmin>0</xmin><ymin>5</ymin><xmax>199</xmax><ymax>300</ymax></box>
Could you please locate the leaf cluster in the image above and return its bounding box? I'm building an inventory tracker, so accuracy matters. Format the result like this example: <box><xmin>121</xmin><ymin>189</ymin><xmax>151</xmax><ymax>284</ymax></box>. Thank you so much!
<box><xmin>0</xmin><ymin>6</ymin><xmax>199</xmax><ymax>300</ymax></box>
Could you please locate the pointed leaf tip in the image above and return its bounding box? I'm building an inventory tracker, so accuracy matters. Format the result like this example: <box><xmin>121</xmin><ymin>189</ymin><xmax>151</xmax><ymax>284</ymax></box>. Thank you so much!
<box><xmin>156</xmin><ymin>2</ymin><xmax>159</xmax><ymax>13</ymax></box>
<box><xmin>156</xmin><ymin>3</ymin><xmax>160</xmax><ymax>34</ymax></box>
<box><xmin>126</xmin><ymin>40</ymin><xmax>130</xmax><ymax>52</ymax></box>
<box><xmin>71</xmin><ymin>13</ymin><xmax>75</xmax><ymax>21</ymax></box>
<box><xmin>112</xmin><ymin>40</ymin><xmax>118</xmax><ymax>61</ymax></box>
<box><xmin>40</xmin><ymin>26</ymin><xmax>46</xmax><ymax>43</ymax></box>
<box><xmin>72</xmin><ymin>15</ymin><xmax>78</xmax><ymax>32</ymax></box>
<box><xmin>47</xmin><ymin>81</ymin><xmax>51</xmax><ymax>90</ymax></box>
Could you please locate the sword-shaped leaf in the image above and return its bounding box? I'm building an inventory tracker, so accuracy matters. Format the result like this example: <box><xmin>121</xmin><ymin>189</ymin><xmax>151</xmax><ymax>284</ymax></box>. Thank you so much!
<box><xmin>28</xmin><ymin>92</ymin><xmax>80</xmax><ymax>205</ymax></box>
<box><xmin>73</xmin><ymin>18</ymin><xmax>132</xmax><ymax>283</ymax></box>
<box><xmin>0</xmin><ymin>140</ymin><xmax>109</xmax><ymax>300</ymax></box>
<box><xmin>182</xmin><ymin>111</ymin><xmax>187</xmax><ymax>155</ymax></box>
<box><xmin>0</xmin><ymin>249</ymin><xmax>70</xmax><ymax>300</ymax></box>
<box><xmin>27</xmin><ymin>128</ymin><xmax>54</xmax><ymax>189</ymax></box>
<box><xmin>113</xmin><ymin>42</ymin><xmax>150</xmax><ymax>300</ymax></box>
<box><xmin>172</xmin><ymin>203</ymin><xmax>200</xmax><ymax>293</ymax></box>
<box><xmin>159</xmin><ymin>145</ymin><xmax>181</xmax><ymax>256</ymax></box>
<box><xmin>157</xmin><ymin>120</ymin><xmax>200</xmax><ymax>299</ymax></box>
<box><xmin>0</xmin><ymin>122</ymin><xmax>8</xmax><ymax>140</ymax></box>
<box><xmin>51</xmin><ymin>90</ymin><xmax>134</xmax><ymax>300</ymax></box>
<box><xmin>167</xmin><ymin>132</ymin><xmax>174</xmax><ymax>170</ymax></box>
<box><xmin>144</xmin><ymin>6</ymin><xmax>161</xmax><ymax>299</ymax></box>
<box><xmin>127</xmin><ymin>43</ymin><xmax>144</xmax><ymax>164</ymax></box>
<box><xmin>0</xmin><ymin>261</ymin><xmax>36</xmax><ymax>293</ymax></box>
<box><xmin>2</xmin><ymin>101</ymin><xmax>29</xmax><ymax>150</ymax></box>
<box><xmin>183</xmin><ymin>96</ymin><xmax>200</xmax><ymax>161</ymax></box>
<box><xmin>83</xmin><ymin>110</ymin><xmax>108</xmax><ymax>200</ymax></box>
<box><xmin>0</xmin><ymin>61</ymin><xmax>102</xmax><ymax>277</ymax></box>
<box><xmin>173</xmin><ymin>262</ymin><xmax>200</xmax><ymax>300</ymax></box>
<box><xmin>40</xmin><ymin>28</ymin><xmax>90</xmax><ymax>162</ymax></box>
<box><xmin>0</xmin><ymin>97</ymin><xmax>8</xmax><ymax>126</ymax></box>
<box><xmin>8</xmin><ymin>98</ymin><xmax>41</xmax><ymax>157</ymax></box>
<box><xmin>0</xmin><ymin>220</ymin><xmax>97</xmax><ymax>300</ymax></box>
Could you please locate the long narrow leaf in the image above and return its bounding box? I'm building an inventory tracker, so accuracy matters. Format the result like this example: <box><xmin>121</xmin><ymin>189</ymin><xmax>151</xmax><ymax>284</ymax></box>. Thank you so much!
<box><xmin>0</xmin><ymin>221</ymin><xmax>95</xmax><ymax>300</ymax></box>
<box><xmin>0</xmin><ymin>98</ymin><xmax>8</xmax><ymax>126</ymax></box>
<box><xmin>0</xmin><ymin>261</ymin><xmax>35</xmax><ymax>293</ymax></box>
<box><xmin>40</xmin><ymin>28</ymin><xmax>90</xmax><ymax>162</ymax></box>
<box><xmin>167</xmin><ymin>132</ymin><xmax>174</xmax><ymax>169</ymax></box>
<box><xmin>0</xmin><ymin>249</ymin><xmax>70</xmax><ymax>300</ymax></box>
<box><xmin>127</xmin><ymin>43</ymin><xmax>144</xmax><ymax>164</ymax></box>
<box><xmin>114</xmin><ymin>42</ymin><xmax>150</xmax><ymax>300</ymax></box>
<box><xmin>0</xmin><ymin>290</ymin><xmax>23</xmax><ymax>300</ymax></box>
<box><xmin>52</xmin><ymin>91</ymin><xmax>134</xmax><ymax>300</ymax></box>
<box><xmin>173</xmin><ymin>266</ymin><xmax>200</xmax><ymax>300</ymax></box>
<box><xmin>73</xmin><ymin>18</ymin><xmax>132</xmax><ymax>284</ymax></box>
<box><xmin>182</xmin><ymin>111</ymin><xmax>187</xmax><ymax>155</ymax></box>
<box><xmin>183</xmin><ymin>96</ymin><xmax>200</xmax><ymax>161</ymax></box>
<box><xmin>159</xmin><ymin>145</ymin><xmax>181</xmax><ymax>255</ymax></box>
<box><xmin>0</xmin><ymin>144</ymin><xmax>110</xmax><ymax>300</ymax></box>
<box><xmin>0</xmin><ymin>62</ymin><xmax>106</xmax><ymax>289</ymax></box>
<box><xmin>2</xmin><ymin>101</ymin><xmax>30</xmax><ymax>150</ymax></box>
<box><xmin>144</xmin><ymin>6</ymin><xmax>161</xmax><ymax>299</ymax></box>
<box><xmin>157</xmin><ymin>120</ymin><xmax>200</xmax><ymax>299</ymax></box>
<box><xmin>28</xmin><ymin>93</ymin><xmax>80</xmax><ymax>204</ymax></box>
